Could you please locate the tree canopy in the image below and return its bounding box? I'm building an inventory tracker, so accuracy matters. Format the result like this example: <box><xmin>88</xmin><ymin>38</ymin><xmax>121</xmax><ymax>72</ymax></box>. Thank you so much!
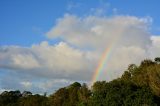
<box><xmin>1</xmin><ymin>57</ymin><xmax>160</xmax><ymax>106</ymax></box>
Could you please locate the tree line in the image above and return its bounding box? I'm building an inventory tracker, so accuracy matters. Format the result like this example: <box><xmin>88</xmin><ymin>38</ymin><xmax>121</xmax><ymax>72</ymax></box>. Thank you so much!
<box><xmin>0</xmin><ymin>57</ymin><xmax>160</xmax><ymax>106</ymax></box>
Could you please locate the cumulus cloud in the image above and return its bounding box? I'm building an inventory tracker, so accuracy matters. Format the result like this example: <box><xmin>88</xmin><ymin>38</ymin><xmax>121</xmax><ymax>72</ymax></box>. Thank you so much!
<box><xmin>149</xmin><ymin>36</ymin><xmax>160</xmax><ymax>58</ymax></box>
<box><xmin>45</xmin><ymin>14</ymin><xmax>156</xmax><ymax>80</ymax></box>
<box><xmin>20</xmin><ymin>81</ymin><xmax>32</xmax><ymax>89</ymax></box>
<box><xmin>0</xmin><ymin>41</ymin><xmax>95</xmax><ymax>81</ymax></box>
<box><xmin>0</xmin><ymin>14</ymin><xmax>160</xmax><ymax>93</ymax></box>
<box><xmin>0</xmin><ymin>71</ymin><xmax>74</xmax><ymax>94</ymax></box>
<box><xmin>46</xmin><ymin>14</ymin><xmax>152</xmax><ymax>49</ymax></box>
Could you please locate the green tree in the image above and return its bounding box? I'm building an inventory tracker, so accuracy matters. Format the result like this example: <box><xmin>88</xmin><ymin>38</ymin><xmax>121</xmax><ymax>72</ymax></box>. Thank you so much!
<box><xmin>121</xmin><ymin>71</ymin><xmax>131</xmax><ymax>81</ymax></box>
<box><xmin>68</xmin><ymin>82</ymin><xmax>81</xmax><ymax>106</ymax></box>
<box><xmin>147</xmin><ymin>65</ymin><xmax>160</xmax><ymax>96</ymax></box>
<box><xmin>49</xmin><ymin>87</ymin><xmax>69</xmax><ymax>106</ymax></box>
<box><xmin>0</xmin><ymin>90</ymin><xmax>21</xmax><ymax>106</ymax></box>
<box><xmin>19</xmin><ymin>94</ymin><xmax>49</xmax><ymax>106</ymax></box>
<box><xmin>140</xmin><ymin>59</ymin><xmax>155</xmax><ymax>67</ymax></box>
<box><xmin>78</xmin><ymin>83</ymin><xmax>91</xmax><ymax>106</ymax></box>
<box><xmin>155</xmin><ymin>57</ymin><xmax>160</xmax><ymax>64</ymax></box>
<box><xmin>89</xmin><ymin>81</ymin><xmax>108</xmax><ymax>106</ymax></box>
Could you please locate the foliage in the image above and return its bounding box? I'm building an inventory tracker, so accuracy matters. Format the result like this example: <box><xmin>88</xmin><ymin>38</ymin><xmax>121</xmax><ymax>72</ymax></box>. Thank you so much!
<box><xmin>1</xmin><ymin>57</ymin><xmax>160</xmax><ymax>106</ymax></box>
<box><xmin>155</xmin><ymin>57</ymin><xmax>160</xmax><ymax>64</ymax></box>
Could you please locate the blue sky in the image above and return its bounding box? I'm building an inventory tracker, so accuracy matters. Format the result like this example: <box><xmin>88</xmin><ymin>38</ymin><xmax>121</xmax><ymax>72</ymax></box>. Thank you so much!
<box><xmin>0</xmin><ymin>0</ymin><xmax>160</xmax><ymax>94</ymax></box>
<box><xmin>0</xmin><ymin>0</ymin><xmax>160</xmax><ymax>46</ymax></box>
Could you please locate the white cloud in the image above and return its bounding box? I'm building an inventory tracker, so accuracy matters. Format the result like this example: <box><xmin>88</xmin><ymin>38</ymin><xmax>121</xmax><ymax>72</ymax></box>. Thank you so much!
<box><xmin>35</xmin><ymin>79</ymin><xmax>72</xmax><ymax>91</ymax></box>
<box><xmin>46</xmin><ymin>14</ymin><xmax>152</xmax><ymax>50</ymax></box>
<box><xmin>11</xmin><ymin>54</ymin><xmax>40</xmax><ymax>69</ymax></box>
<box><xmin>149</xmin><ymin>36</ymin><xmax>160</xmax><ymax>58</ymax></box>
<box><xmin>0</xmin><ymin>41</ymin><xmax>95</xmax><ymax>81</ymax></box>
<box><xmin>20</xmin><ymin>81</ymin><xmax>32</xmax><ymax>89</ymax></box>
<box><xmin>46</xmin><ymin>14</ymin><xmax>158</xmax><ymax>81</ymax></box>
<box><xmin>0</xmin><ymin>14</ymin><xmax>160</xmax><ymax>93</ymax></box>
<box><xmin>101</xmin><ymin>46</ymin><xmax>147</xmax><ymax>80</ymax></box>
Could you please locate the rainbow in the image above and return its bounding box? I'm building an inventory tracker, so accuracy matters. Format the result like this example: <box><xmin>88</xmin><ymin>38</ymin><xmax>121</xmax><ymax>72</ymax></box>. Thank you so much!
<box><xmin>91</xmin><ymin>46</ymin><xmax>112</xmax><ymax>85</ymax></box>
<box><xmin>91</xmin><ymin>34</ymin><xmax>123</xmax><ymax>85</ymax></box>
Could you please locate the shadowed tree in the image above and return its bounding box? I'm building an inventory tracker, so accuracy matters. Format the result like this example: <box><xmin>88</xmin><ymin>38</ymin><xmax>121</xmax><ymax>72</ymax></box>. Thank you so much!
<box><xmin>147</xmin><ymin>65</ymin><xmax>160</xmax><ymax>96</ymax></box>
<box><xmin>78</xmin><ymin>83</ymin><xmax>91</xmax><ymax>106</ymax></box>
<box><xmin>155</xmin><ymin>57</ymin><xmax>160</xmax><ymax>64</ymax></box>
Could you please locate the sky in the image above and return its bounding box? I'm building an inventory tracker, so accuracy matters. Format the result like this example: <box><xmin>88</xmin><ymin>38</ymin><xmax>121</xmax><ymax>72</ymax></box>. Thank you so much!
<box><xmin>0</xmin><ymin>0</ymin><xmax>160</xmax><ymax>94</ymax></box>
